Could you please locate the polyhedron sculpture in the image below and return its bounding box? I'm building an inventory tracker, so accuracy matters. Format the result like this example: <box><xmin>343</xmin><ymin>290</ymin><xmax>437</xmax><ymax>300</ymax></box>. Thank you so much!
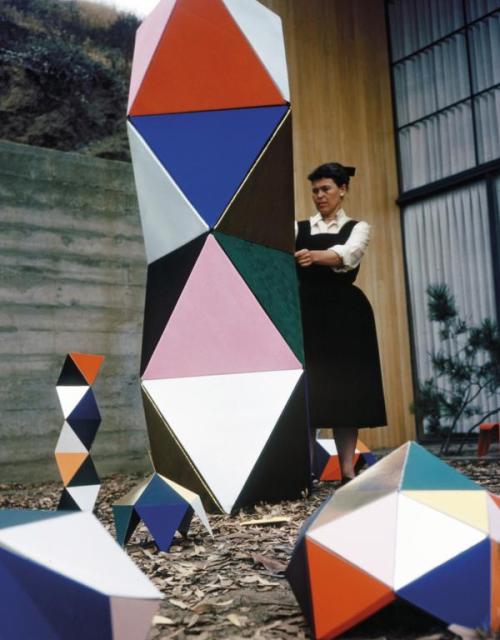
<box><xmin>55</xmin><ymin>352</ymin><xmax>104</xmax><ymax>511</ymax></box>
<box><xmin>287</xmin><ymin>441</ymin><xmax>499</xmax><ymax>639</ymax></box>
<box><xmin>128</xmin><ymin>0</ymin><xmax>309</xmax><ymax>514</ymax></box>
<box><xmin>0</xmin><ymin>510</ymin><xmax>162</xmax><ymax>639</ymax></box>
<box><xmin>113</xmin><ymin>472</ymin><xmax>212</xmax><ymax>552</ymax></box>
<box><xmin>314</xmin><ymin>438</ymin><xmax>376</xmax><ymax>481</ymax></box>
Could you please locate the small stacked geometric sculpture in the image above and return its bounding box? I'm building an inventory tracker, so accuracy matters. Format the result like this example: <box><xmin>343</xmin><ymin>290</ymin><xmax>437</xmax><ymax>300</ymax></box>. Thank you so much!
<box><xmin>314</xmin><ymin>438</ymin><xmax>376</xmax><ymax>481</ymax></box>
<box><xmin>287</xmin><ymin>441</ymin><xmax>499</xmax><ymax>639</ymax></box>
<box><xmin>55</xmin><ymin>352</ymin><xmax>104</xmax><ymax>511</ymax></box>
<box><xmin>0</xmin><ymin>510</ymin><xmax>162</xmax><ymax>639</ymax></box>
<box><xmin>113</xmin><ymin>473</ymin><xmax>213</xmax><ymax>552</ymax></box>
<box><xmin>128</xmin><ymin>0</ymin><xmax>309</xmax><ymax>514</ymax></box>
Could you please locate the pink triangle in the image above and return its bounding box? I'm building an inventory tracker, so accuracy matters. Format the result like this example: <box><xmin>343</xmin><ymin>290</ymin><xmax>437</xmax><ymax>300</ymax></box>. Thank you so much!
<box><xmin>143</xmin><ymin>235</ymin><xmax>301</xmax><ymax>379</ymax></box>
<box><xmin>110</xmin><ymin>597</ymin><xmax>159</xmax><ymax>640</ymax></box>
<box><xmin>127</xmin><ymin>0</ymin><xmax>177</xmax><ymax>113</ymax></box>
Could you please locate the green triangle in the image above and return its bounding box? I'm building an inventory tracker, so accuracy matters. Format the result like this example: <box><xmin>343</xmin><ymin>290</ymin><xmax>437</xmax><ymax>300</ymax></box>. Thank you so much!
<box><xmin>0</xmin><ymin>510</ymin><xmax>69</xmax><ymax>530</ymax></box>
<box><xmin>112</xmin><ymin>504</ymin><xmax>140</xmax><ymax>546</ymax></box>
<box><xmin>214</xmin><ymin>232</ymin><xmax>304</xmax><ymax>363</ymax></box>
<box><xmin>402</xmin><ymin>442</ymin><xmax>483</xmax><ymax>491</ymax></box>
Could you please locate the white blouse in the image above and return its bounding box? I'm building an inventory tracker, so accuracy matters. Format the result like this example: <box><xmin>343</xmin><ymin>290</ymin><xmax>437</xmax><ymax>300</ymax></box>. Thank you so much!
<box><xmin>295</xmin><ymin>209</ymin><xmax>371</xmax><ymax>273</ymax></box>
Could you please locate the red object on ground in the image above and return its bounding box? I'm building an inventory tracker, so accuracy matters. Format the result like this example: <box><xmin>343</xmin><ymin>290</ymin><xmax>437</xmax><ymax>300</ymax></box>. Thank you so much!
<box><xmin>477</xmin><ymin>423</ymin><xmax>499</xmax><ymax>457</ymax></box>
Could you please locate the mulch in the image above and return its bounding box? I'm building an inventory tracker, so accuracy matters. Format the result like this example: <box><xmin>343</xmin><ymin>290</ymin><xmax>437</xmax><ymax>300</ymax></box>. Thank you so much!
<box><xmin>0</xmin><ymin>458</ymin><xmax>498</xmax><ymax>640</ymax></box>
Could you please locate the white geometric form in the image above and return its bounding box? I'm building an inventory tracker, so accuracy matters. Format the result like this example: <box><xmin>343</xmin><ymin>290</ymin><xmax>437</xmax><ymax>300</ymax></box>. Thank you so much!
<box><xmin>55</xmin><ymin>386</ymin><xmax>88</xmax><ymax>419</ymax></box>
<box><xmin>67</xmin><ymin>485</ymin><xmax>101</xmax><ymax>513</ymax></box>
<box><xmin>55</xmin><ymin>422</ymin><xmax>87</xmax><ymax>454</ymax></box>
<box><xmin>0</xmin><ymin>512</ymin><xmax>161</xmax><ymax>600</ymax></box>
<box><xmin>222</xmin><ymin>0</ymin><xmax>290</xmax><ymax>101</ymax></box>
<box><xmin>308</xmin><ymin>492</ymin><xmax>399</xmax><ymax>587</ymax></box>
<box><xmin>127</xmin><ymin>122</ymin><xmax>208</xmax><ymax>264</ymax></box>
<box><xmin>143</xmin><ymin>368</ymin><xmax>302</xmax><ymax>513</ymax></box>
<box><xmin>393</xmin><ymin>493</ymin><xmax>487</xmax><ymax>590</ymax></box>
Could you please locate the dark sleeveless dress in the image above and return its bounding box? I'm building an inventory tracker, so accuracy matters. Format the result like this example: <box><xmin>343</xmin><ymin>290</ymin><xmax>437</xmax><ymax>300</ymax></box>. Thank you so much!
<box><xmin>296</xmin><ymin>219</ymin><xmax>387</xmax><ymax>429</ymax></box>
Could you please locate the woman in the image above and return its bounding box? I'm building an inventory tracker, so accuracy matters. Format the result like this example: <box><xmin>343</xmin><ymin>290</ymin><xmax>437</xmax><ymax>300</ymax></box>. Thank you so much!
<box><xmin>295</xmin><ymin>162</ymin><xmax>386</xmax><ymax>484</ymax></box>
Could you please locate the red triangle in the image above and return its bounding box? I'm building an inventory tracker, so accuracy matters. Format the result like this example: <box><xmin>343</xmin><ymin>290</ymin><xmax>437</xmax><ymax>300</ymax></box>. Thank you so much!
<box><xmin>130</xmin><ymin>0</ymin><xmax>285</xmax><ymax>116</ymax></box>
<box><xmin>306</xmin><ymin>538</ymin><xmax>395</xmax><ymax>639</ymax></box>
<box><xmin>69</xmin><ymin>353</ymin><xmax>104</xmax><ymax>385</ymax></box>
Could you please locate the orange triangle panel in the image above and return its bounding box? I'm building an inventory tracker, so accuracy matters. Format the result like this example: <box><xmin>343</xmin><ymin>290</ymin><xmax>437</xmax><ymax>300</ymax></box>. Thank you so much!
<box><xmin>69</xmin><ymin>353</ymin><xmax>104</xmax><ymax>385</ymax></box>
<box><xmin>306</xmin><ymin>539</ymin><xmax>395</xmax><ymax>640</ymax></box>
<box><xmin>55</xmin><ymin>452</ymin><xmax>89</xmax><ymax>486</ymax></box>
<box><xmin>130</xmin><ymin>0</ymin><xmax>286</xmax><ymax>116</ymax></box>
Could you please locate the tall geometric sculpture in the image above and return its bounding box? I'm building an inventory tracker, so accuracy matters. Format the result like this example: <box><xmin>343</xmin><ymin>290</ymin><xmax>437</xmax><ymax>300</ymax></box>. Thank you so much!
<box><xmin>286</xmin><ymin>442</ymin><xmax>499</xmax><ymax>639</ymax></box>
<box><xmin>55</xmin><ymin>352</ymin><xmax>104</xmax><ymax>512</ymax></box>
<box><xmin>128</xmin><ymin>0</ymin><xmax>310</xmax><ymax>514</ymax></box>
<box><xmin>0</xmin><ymin>510</ymin><xmax>162</xmax><ymax>640</ymax></box>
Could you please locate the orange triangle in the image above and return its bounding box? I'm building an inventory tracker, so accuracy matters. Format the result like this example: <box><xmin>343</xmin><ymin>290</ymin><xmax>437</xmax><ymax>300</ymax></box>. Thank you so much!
<box><xmin>69</xmin><ymin>353</ymin><xmax>104</xmax><ymax>385</ymax></box>
<box><xmin>55</xmin><ymin>452</ymin><xmax>88</xmax><ymax>486</ymax></box>
<box><xmin>306</xmin><ymin>539</ymin><xmax>394</xmax><ymax>639</ymax></box>
<box><xmin>130</xmin><ymin>0</ymin><xmax>285</xmax><ymax>116</ymax></box>
<box><xmin>320</xmin><ymin>454</ymin><xmax>360</xmax><ymax>481</ymax></box>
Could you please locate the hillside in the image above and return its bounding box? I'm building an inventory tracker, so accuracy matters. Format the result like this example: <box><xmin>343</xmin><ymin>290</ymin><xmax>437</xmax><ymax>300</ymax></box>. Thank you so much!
<box><xmin>0</xmin><ymin>0</ymin><xmax>139</xmax><ymax>161</ymax></box>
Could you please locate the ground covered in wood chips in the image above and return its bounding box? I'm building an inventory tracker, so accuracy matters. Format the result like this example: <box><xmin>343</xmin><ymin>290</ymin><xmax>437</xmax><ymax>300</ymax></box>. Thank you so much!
<box><xmin>0</xmin><ymin>458</ymin><xmax>498</xmax><ymax>640</ymax></box>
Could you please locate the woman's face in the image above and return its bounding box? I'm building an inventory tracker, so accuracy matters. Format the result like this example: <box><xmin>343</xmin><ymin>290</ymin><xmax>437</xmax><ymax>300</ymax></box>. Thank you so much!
<box><xmin>311</xmin><ymin>178</ymin><xmax>346</xmax><ymax>219</ymax></box>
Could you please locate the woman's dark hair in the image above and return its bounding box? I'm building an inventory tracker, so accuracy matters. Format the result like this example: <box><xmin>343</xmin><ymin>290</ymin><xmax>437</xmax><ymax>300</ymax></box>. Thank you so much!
<box><xmin>307</xmin><ymin>162</ymin><xmax>356</xmax><ymax>188</ymax></box>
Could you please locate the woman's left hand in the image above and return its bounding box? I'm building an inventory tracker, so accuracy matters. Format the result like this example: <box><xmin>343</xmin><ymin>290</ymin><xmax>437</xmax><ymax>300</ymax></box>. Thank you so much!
<box><xmin>294</xmin><ymin>249</ymin><xmax>343</xmax><ymax>267</ymax></box>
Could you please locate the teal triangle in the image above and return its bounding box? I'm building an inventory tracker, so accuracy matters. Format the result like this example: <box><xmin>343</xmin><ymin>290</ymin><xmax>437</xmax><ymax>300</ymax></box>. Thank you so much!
<box><xmin>214</xmin><ymin>232</ymin><xmax>304</xmax><ymax>363</ymax></box>
<box><xmin>402</xmin><ymin>442</ymin><xmax>483</xmax><ymax>491</ymax></box>
<box><xmin>0</xmin><ymin>510</ymin><xmax>68</xmax><ymax>530</ymax></box>
<box><xmin>112</xmin><ymin>505</ymin><xmax>140</xmax><ymax>546</ymax></box>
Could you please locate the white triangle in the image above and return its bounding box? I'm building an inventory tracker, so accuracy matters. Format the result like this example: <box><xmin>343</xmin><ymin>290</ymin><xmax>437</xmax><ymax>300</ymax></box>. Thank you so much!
<box><xmin>55</xmin><ymin>386</ymin><xmax>88</xmax><ymax>418</ymax></box>
<box><xmin>161</xmin><ymin>475</ymin><xmax>213</xmax><ymax>536</ymax></box>
<box><xmin>222</xmin><ymin>0</ymin><xmax>290</xmax><ymax>102</ymax></box>
<box><xmin>308</xmin><ymin>492</ymin><xmax>398</xmax><ymax>587</ymax></box>
<box><xmin>67</xmin><ymin>485</ymin><xmax>101</xmax><ymax>512</ymax></box>
<box><xmin>394</xmin><ymin>493</ymin><xmax>487</xmax><ymax>590</ymax></box>
<box><xmin>143</xmin><ymin>369</ymin><xmax>302</xmax><ymax>514</ymax></box>
<box><xmin>127</xmin><ymin>122</ymin><xmax>208</xmax><ymax>264</ymax></box>
<box><xmin>0</xmin><ymin>512</ymin><xmax>162</xmax><ymax>599</ymax></box>
<box><xmin>55</xmin><ymin>422</ymin><xmax>88</xmax><ymax>454</ymax></box>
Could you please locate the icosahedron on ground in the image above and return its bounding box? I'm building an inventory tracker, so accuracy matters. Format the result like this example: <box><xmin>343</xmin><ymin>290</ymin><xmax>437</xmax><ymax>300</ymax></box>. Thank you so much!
<box><xmin>113</xmin><ymin>473</ymin><xmax>212</xmax><ymax>552</ymax></box>
<box><xmin>55</xmin><ymin>352</ymin><xmax>104</xmax><ymax>512</ymax></box>
<box><xmin>314</xmin><ymin>438</ymin><xmax>376</xmax><ymax>481</ymax></box>
<box><xmin>128</xmin><ymin>0</ymin><xmax>310</xmax><ymax>515</ymax></box>
<box><xmin>0</xmin><ymin>509</ymin><xmax>162</xmax><ymax>639</ymax></box>
<box><xmin>287</xmin><ymin>441</ymin><xmax>499</xmax><ymax>639</ymax></box>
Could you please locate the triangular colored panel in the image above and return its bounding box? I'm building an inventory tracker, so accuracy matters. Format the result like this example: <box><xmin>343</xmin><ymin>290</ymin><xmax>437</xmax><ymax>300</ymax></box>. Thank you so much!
<box><xmin>55</xmin><ymin>423</ymin><xmax>88</xmax><ymax>454</ymax></box>
<box><xmin>67</xmin><ymin>388</ymin><xmax>100</xmax><ymax>422</ymax></box>
<box><xmin>232</xmin><ymin>374</ymin><xmax>309</xmax><ymax>511</ymax></box>
<box><xmin>55</xmin><ymin>386</ymin><xmax>88</xmax><ymax>419</ymax></box>
<box><xmin>394</xmin><ymin>493</ymin><xmax>487</xmax><ymax>590</ymax></box>
<box><xmin>214</xmin><ymin>231</ymin><xmax>304</xmax><ymax>363</ymax></box>
<box><xmin>177</xmin><ymin>505</ymin><xmax>194</xmax><ymax>536</ymax></box>
<box><xmin>66</xmin><ymin>485</ymin><xmax>101</xmax><ymax>512</ymax></box>
<box><xmin>69</xmin><ymin>353</ymin><xmax>104</xmax><ymax>386</ymax></box>
<box><xmin>492</xmin><ymin>541</ymin><xmax>499</xmax><ymax>631</ymax></box>
<box><xmin>161</xmin><ymin>476</ymin><xmax>213</xmax><ymax>535</ymax></box>
<box><xmin>402</xmin><ymin>442</ymin><xmax>483</xmax><ymax>491</ymax></box>
<box><xmin>67</xmin><ymin>456</ymin><xmax>100</xmax><ymax>487</ymax></box>
<box><xmin>129</xmin><ymin>0</ymin><xmax>285</xmax><ymax>116</ymax></box>
<box><xmin>402</xmin><ymin>490</ymin><xmax>489</xmax><ymax>532</ymax></box>
<box><xmin>398</xmin><ymin>539</ymin><xmax>491</xmax><ymax>630</ymax></box>
<box><xmin>143</xmin><ymin>236</ymin><xmax>301</xmax><ymax>380</ymax></box>
<box><xmin>55</xmin><ymin>452</ymin><xmax>88</xmax><ymax>486</ymax></box>
<box><xmin>140</xmin><ymin>233</ymin><xmax>208</xmax><ymax>375</ymax></box>
<box><xmin>143</xmin><ymin>368</ymin><xmax>302</xmax><ymax>514</ymax></box>
<box><xmin>0</xmin><ymin>510</ymin><xmax>68</xmax><ymax>530</ymax></box>
<box><xmin>308</xmin><ymin>493</ymin><xmax>399</xmax><ymax>588</ymax></box>
<box><xmin>127</xmin><ymin>122</ymin><xmax>208</xmax><ymax>264</ymax></box>
<box><xmin>66</xmin><ymin>418</ymin><xmax>100</xmax><ymax>450</ymax></box>
<box><xmin>115</xmin><ymin>476</ymin><xmax>152</xmax><ymax>507</ymax></box>
<box><xmin>222</xmin><ymin>0</ymin><xmax>289</xmax><ymax>101</ymax></box>
<box><xmin>306</xmin><ymin>539</ymin><xmax>395</xmax><ymax>640</ymax></box>
<box><xmin>142</xmin><ymin>388</ymin><xmax>221</xmax><ymax>512</ymax></box>
<box><xmin>487</xmin><ymin>494</ymin><xmax>500</xmax><ymax>542</ymax></box>
<box><xmin>57</xmin><ymin>355</ymin><xmax>88</xmax><ymax>386</ymax></box>
<box><xmin>130</xmin><ymin>105</ymin><xmax>288</xmax><ymax>228</ymax></box>
<box><xmin>58</xmin><ymin>488</ymin><xmax>81</xmax><ymax>511</ymax></box>
<box><xmin>136</xmin><ymin>503</ymin><xmax>188</xmax><ymax>551</ymax></box>
<box><xmin>127</xmin><ymin>0</ymin><xmax>176</xmax><ymax>112</ymax></box>
<box><xmin>136</xmin><ymin>474</ymin><xmax>183</xmax><ymax>507</ymax></box>
<box><xmin>113</xmin><ymin>505</ymin><xmax>141</xmax><ymax>546</ymax></box>
<box><xmin>285</xmin><ymin>536</ymin><xmax>313</xmax><ymax>626</ymax></box>
<box><xmin>110</xmin><ymin>597</ymin><xmax>159</xmax><ymax>640</ymax></box>
<box><xmin>215</xmin><ymin>111</ymin><xmax>294</xmax><ymax>253</ymax></box>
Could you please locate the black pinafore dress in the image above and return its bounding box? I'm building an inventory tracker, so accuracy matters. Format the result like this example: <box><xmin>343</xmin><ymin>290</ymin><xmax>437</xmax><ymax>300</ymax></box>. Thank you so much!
<box><xmin>296</xmin><ymin>219</ymin><xmax>387</xmax><ymax>429</ymax></box>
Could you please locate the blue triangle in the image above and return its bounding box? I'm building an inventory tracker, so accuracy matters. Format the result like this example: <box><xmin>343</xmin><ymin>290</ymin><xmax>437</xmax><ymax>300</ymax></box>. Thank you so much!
<box><xmin>0</xmin><ymin>509</ymin><xmax>68</xmax><ymax>530</ymax></box>
<box><xmin>0</xmin><ymin>547</ymin><xmax>111</xmax><ymax>639</ymax></box>
<box><xmin>402</xmin><ymin>442</ymin><xmax>483</xmax><ymax>491</ymax></box>
<box><xmin>136</xmin><ymin>503</ymin><xmax>188</xmax><ymax>552</ymax></box>
<box><xmin>397</xmin><ymin>538</ymin><xmax>491</xmax><ymax>630</ymax></box>
<box><xmin>130</xmin><ymin>106</ymin><xmax>288</xmax><ymax>228</ymax></box>
<box><xmin>136</xmin><ymin>474</ymin><xmax>185</xmax><ymax>507</ymax></box>
<box><xmin>68</xmin><ymin>388</ymin><xmax>101</xmax><ymax>422</ymax></box>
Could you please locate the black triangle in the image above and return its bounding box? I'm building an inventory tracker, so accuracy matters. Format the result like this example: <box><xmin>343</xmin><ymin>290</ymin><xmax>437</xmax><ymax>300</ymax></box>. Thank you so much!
<box><xmin>141</xmin><ymin>233</ymin><xmax>208</xmax><ymax>375</ymax></box>
<box><xmin>65</xmin><ymin>418</ymin><xmax>99</xmax><ymax>449</ymax></box>
<box><xmin>57</xmin><ymin>488</ymin><xmax>80</xmax><ymax>511</ymax></box>
<box><xmin>177</xmin><ymin>506</ymin><xmax>194</xmax><ymax>537</ymax></box>
<box><xmin>313</xmin><ymin>440</ymin><xmax>331</xmax><ymax>479</ymax></box>
<box><xmin>67</xmin><ymin>456</ymin><xmax>100</xmax><ymax>487</ymax></box>
<box><xmin>232</xmin><ymin>374</ymin><xmax>311</xmax><ymax>512</ymax></box>
<box><xmin>56</xmin><ymin>356</ymin><xmax>88</xmax><ymax>386</ymax></box>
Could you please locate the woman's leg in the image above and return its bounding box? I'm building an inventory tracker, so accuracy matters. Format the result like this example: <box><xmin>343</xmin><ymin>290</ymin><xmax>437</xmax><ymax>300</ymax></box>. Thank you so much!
<box><xmin>333</xmin><ymin>427</ymin><xmax>359</xmax><ymax>480</ymax></box>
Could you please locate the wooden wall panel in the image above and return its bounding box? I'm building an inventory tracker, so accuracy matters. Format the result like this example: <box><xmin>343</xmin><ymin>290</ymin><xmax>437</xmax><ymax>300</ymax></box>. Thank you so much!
<box><xmin>261</xmin><ymin>0</ymin><xmax>415</xmax><ymax>447</ymax></box>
